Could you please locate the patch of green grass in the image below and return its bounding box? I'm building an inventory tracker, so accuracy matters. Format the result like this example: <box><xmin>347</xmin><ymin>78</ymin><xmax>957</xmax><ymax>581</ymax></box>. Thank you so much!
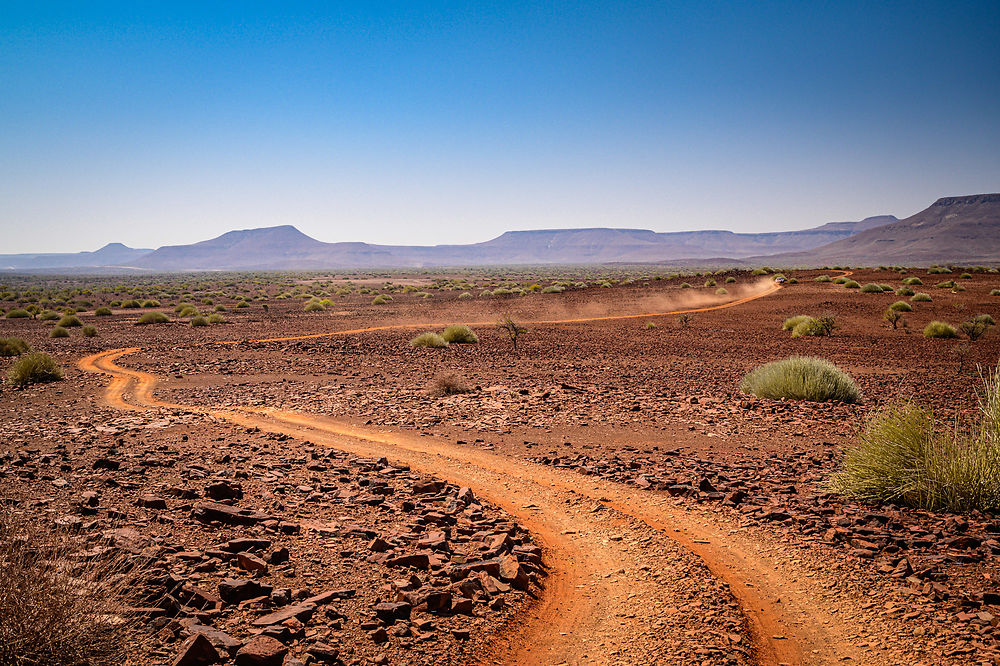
<box><xmin>831</xmin><ymin>362</ymin><xmax>1000</xmax><ymax>512</ymax></box>
<box><xmin>49</xmin><ymin>327</ymin><xmax>69</xmax><ymax>338</ymax></box>
<box><xmin>895</xmin><ymin>286</ymin><xmax>914</xmax><ymax>296</ymax></box>
<box><xmin>410</xmin><ymin>332</ymin><xmax>448</xmax><ymax>349</ymax></box>
<box><xmin>190</xmin><ymin>315</ymin><xmax>209</xmax><ymax>327</ymax></box>
<box><xmin>843</xmin><ymin>280</ymin><xmax>860</xmax><ymax>289</ymax></box>
<box><xmin>740</xmin><ymin>356</ymin><xmax>860</xmax><ymax>403</ymax></box>
<box><xmin>725</xmin><ymin>276</ymin><xmax>736</xmax><ymax>283</ymax></box>
<box><xmin>141</xmin><ymin>299</ymin><xmax>160</xmax><ymax>308</ymax></box>
<box><xmin>0</xmin><ymin>337</ymin><xmax>30</xmax><ymax>357</ymax></box>
<box><xmin>440</xmin><ymin>324</ymin><xmax>478</xmax><ymax>344</ymax></box>
<box><xmin>791</xmin><ymin>318</ymin><xmax>827</xmax><ymax>338</ymax></box>
<box><xmin>303</xmin><ymin>300</ymin><xmax>326</xmax><ymax>312</ymax></box>
<box><xmin>39</xmin><ymin>311</ymin><xmax>59</xmax><ymax>321</ymax></box>
<box><xmin>923</xmin><ymin>321</ymin><xmax>957</xmax><ymax>338</ymax></box>
<box><xmin>208</xmin><ymin>314</ymin><xmax>225</xmax><ymax>324</ymax></box>
<box><xmin>911</xmin><ymin>292</ymin><xmax>932</xmax><ymax>302</ymax></box>
<box><xmin>679</xmin><ymin>282</ymin><xmax>692</xmax><ymax>289</ymax></box>
<box><xmin>902</xmin><ymin>277</ymin><xmax>923</xmax><ymax>285</ymax></box>
<box><xmin>94</xmin><ymin>307</ymin><xmax>112</xmax><ymax>316</ymax></box>
<box><xmin>7</xmin><ymin>352</ymin><xmax>63</xmax><ymax>386</ymax></box>
<box><xmin>5</xmin><ymin>309</ymin><xmax>29</xmax><ymax>319</ymax></box>
<box><xmin>782</xmin><ymin>315</ymin><xmax>811</xmax><ymax>331</ymax></box>
<box><xmin>859</xmin><ymin>283</ymin><xmax>883</xmax><ymax>293</ymax></box>
<box><xmin>136</xmin><ymin>312</ymin><xmax>169</xmax><ymax>325</ymax></box>
<box><xmin>57</xmin><ymin>315</ymin><xmax>82</xmax><ymax>327</ymax></box>
<box><xmin>888</xmin><ymin>301</ymin><xmax>913</xmax><ymax>312</ymax></box>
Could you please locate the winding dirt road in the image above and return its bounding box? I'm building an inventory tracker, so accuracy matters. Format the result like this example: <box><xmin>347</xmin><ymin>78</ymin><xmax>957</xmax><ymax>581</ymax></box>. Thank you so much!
<box><xmin>79</xmin><ymin>282</ymin><xmax>876</xmax><ymax>665</ymax></box>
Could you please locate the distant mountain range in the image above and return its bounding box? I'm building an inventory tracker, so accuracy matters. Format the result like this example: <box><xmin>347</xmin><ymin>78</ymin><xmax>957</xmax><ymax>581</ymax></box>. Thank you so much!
<box><xmin>3</xmin><ymin>193</ymin><xmax>997</xmax><ymax>272</ymax></box>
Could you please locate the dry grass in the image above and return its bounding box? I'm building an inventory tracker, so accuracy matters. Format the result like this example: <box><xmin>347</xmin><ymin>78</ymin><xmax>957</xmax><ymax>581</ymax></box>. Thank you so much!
<box><xmin>740</xmin><ymin>356</ymin><xmax>860</xmax><ymax>403</ymax></box>
<box><xmin>0</xmin><ymin>507</ymin><xmax>141</xmax><ymax>665</ymax></box>
<box><xmin>427</xmin><ymin>371</ymin><xmax>473</xmax><ymax>396</ymax></box>
<box><xmin>7</xmin><ymin>352</ymin><xmax>63</xmax><ymax>387</ymax></box>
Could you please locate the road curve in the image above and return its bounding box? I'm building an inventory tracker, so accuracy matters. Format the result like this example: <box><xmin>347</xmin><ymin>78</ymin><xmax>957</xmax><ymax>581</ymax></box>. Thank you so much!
<box><xmin>78</xmin><ymin>282</ymin><xmax>866</xmax><ymax>665</ymax></box>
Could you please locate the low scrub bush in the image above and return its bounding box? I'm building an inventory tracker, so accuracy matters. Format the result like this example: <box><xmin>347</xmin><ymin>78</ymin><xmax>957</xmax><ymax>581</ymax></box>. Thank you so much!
<box><xmin>961</xmin><ymin>314</ymin><xmax>995</xmax><ymax>341</ymax></box>
<box><xmin>903</xmin><ymin>277</ymin><xmax>923</xmax><ymax>285</ymax></box>
<box><xmin>121</xmin><ymin>299</ymin><xmax>140</xmax><ymax>308</ymax></box>
<box><xmin>141</xmin><ymin>299</ymin><xmax>160</xmax><ymax>308</ymax></box>
<box><xmin>888</xmin><ymin>301</ymin><xmax>913</xmax><ymax>312</ymax></box>
<box><xmin>831</xmin><ymin>362</ymin><xmax>1000</xmax><ymax>511</ymax></box>
<box><xmin>782</xmin><ymin>315</ymin><xmax>811</xmax><ymax>331</ymax></box>
<box><xmin>57</xmin><ymin>315</ymin><xmax>82</xmax><ymax>327</ymax></box>
<box><xmin>190</xmin><ymin>315</ymin><xmax>209</xmax><ymax>327</ymax></box>
<box><xmin>814</xmin><ymin>275</ymin><xmax>831</xmax><ymax>282</ymax></box>
<box><xmin>7</xmin><ymin>352</ymin><xmax>63</xmax><ymax>386</ymax></box>
<box><xmin>991</xmin><ymin>289</ymin><xmax>1000</xmax><ymax>296</ymax></box>
<box><xmin>791</xmin><ymin>318</ymin><xmax>827</xmax><ymax>337</ymax></box>
<box><xmin>458</xmin><ymin>292</ymin><xmax>473</xmax><ymax>300</ymax></box>
<box><xmin>725</xmin><ymin>276</ymin><xmax>736</xmax><ymax>283</ymax></box>
<box><xmin>94</xmin><ymin>307</ymin><xmax>112</xmax><ymax>316</ymax></box>
<box><xmin>911</xmin><ymin>292</ymin><xmax>932</xmax><ymax>302</ymax></box>
<box><xmin>860</xmin><ymin>283</ymin><xmax>883</xmax><ymax>293</ymax></box>
<box><xmin>372</xmin><ymin>295</ymin><xmax>390</xmax><ymax>305</ymax></box>
<box><xmin>39</xmin><ymin>311</ymin><xmax>59</xmax><ymax>321</ymax></box>
<box><xmin>82</xmin><ymin>326</ymin><xmax>97</xmax><ymax>337</ymax></box>
<box><xmin>679</xmin><ymin>282</ymin><xmax>692</xmax><ymax>289</ymax></box>
<box><xmin>740</xmin><ymin>356</ymin><xmax>860</xmax><ymax>403</ymax></box>
<box><xmin>923</xmin><ymin>321</ymin><xmax>957</xmax><ymax>338</ymax></box>
<box><xmin>441</xmin><ymin>324</ymin><xmax>478</xmax><ymax>344</ymax></box>
<box><xmin>410</xmin><ymin>332</ymin><xmax>448</xmax><ymax>349</ymax></box>
<box><xmin>208</xmin><ymin>314</ymin><xmax>225</xmax><ymax>324</ymax></box>
<box><xmin>136</xmin><ymin>312</ymin><xmax>169</xmax><ymax>325</ymax></box>
<box><xmin>427</xmin><ymin>371</ymin><xmax>472</xmax><ymax>396</ymax></box>
<box><xmin>715</xmin><ymin>288</ymin><xmax>728</xmax><ymax>295</ymax></box>
<box><xmin>936</xmin><ymin>280</ymin><xmax>956</xmax><ymax>289</ymax></box>
<box><xmin>49</xmin><ymin>327</ymin><xmax>69</xmax><ymax>338</ymax></box>
<box><xmin>0</xmin><ymin>337</ymin><xmax>30</xmax><ymax>357</ymax></box>
<box><xmin>843</xmin><ymin>280</ymin><xmax>860</xmax><ymax>289</ymax></box>
<box><xmin>5</xmin><ymin>309</ymin><xmax>29</xmax><ymax>319</ymax></box>
<box><xmin>896</xmin><ymin>286</ymin><xmax>914</xmax><ymax>296</ymax></box>
<box><xmin>832</xmin><ymin>277</ymin><xmax>848</xmax><ymax>284</ymax></box>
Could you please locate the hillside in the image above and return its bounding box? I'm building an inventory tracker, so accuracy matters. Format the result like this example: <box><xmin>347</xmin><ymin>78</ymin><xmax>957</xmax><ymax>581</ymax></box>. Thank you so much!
<box><xmin>0</xmin><ymin>242</ymin><xmax>152</xmax><ymax>271</ymax></box>
<box><xmin>762</xmin><ymin>194</ymin><xmax>1000</xmax><ymax>265</ymax></box>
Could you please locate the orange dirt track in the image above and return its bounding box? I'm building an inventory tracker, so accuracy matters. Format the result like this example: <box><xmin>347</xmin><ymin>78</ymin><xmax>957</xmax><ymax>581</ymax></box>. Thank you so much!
<box><xmin>79</xmin><ymin>281</ymin><xmax>874</xmax><ymax>665</ymax></box>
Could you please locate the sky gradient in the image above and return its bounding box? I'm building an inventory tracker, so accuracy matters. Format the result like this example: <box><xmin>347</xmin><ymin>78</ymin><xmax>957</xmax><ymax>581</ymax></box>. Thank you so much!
<box><xmin>2</xmin><ymin>1</ymin><xmax>999</xmax><ymax>253</ymax></box>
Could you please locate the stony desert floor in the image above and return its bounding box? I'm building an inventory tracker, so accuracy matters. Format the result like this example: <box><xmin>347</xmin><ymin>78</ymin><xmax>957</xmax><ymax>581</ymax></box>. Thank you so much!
<box><xmin>2</xmin><ymin>267</ymin><xmax>1000</xmax><ymax>665</ymax></box>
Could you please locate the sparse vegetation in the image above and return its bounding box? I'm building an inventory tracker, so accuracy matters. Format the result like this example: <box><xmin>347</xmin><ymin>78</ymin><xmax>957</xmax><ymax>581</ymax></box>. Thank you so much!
<box><xmin>740</xmin><ymin>356</ymin><xmax>860</xmax><ymax>403</ymax></box>
<box><xmin>960</xmin><ymin>314</ymin><xmax>995</xmax><ymax>342</ymax></box>
<box><xmin>7</xmin><ymin>352</ymin><xmax>63</xmax><ymax>386</ymax></box>
<box><xmin>410</xmin><ymin>332</ymin><xmax>448</xmax><ymax>349</ymax></box>
<box><xmin>136</xmin><ymin>312</ymin><xmax>169</xmax><ymax>325</ymax></box>
<box><xmin>49</xmin><ymin>326</ymin><xmax>69</xmax><ymax>338</ymax></box>
<box><xmin>0</xmin><ymin>337</ymin><xmax>31</xmax><ymax>357</ymax></box>
<box><xmin>57</xmin><ymin>315</ymin><xmax>82</xmax><ymax>327</ymax></box>
<box><xmin>783</xmin><ymin>315</ymin><xmax>811</xmax><ymax>331</ymax></box>
<box><xmin>5</xmin><ymin>309</ymin><xmax>29</xmax><ymax>319</ymax></box>
<box><xmin>888</xmin><ymin>301</ymin><xmax>913</xmax><ymax>312</ymax></box>
<box><xmin>814</xmin><ymin>275</ymin><xmax>831</xmax><ymax>282</ymax></box>
<box><xmin>190</xmin><ymin>315</ymin><xmax>209</xmax><ymax>326</ymax></box>
<box><xmin>884</xmin><ymin>309</ymin><xmax>905</xmax><ymax>330</ymax></box>
<box><xmin>831</xmin><ymin>361</ymin><xmax>1000</xmax><ymax>512</ymax></box>
<box><xmin>427</xmin><ymin>371</ymin><xmax>473</xmax><ymax>396</ymax></box>
<box><xmin>923</xmin><ymin>321</ymin><xmax>957</xmax><ymax>338</ymax></box>
<box><xmin>303</xmin><ymin>300</ymin><xmax>326</xmax><ymax>312</ymax></box>
<box><xmin>82</xmin><ymin>325</ymin><xmax>97</xmax><ymax>337</ymax></box>
<box><xmin>208</xmin><ymin>313</ymin><xmax>225</xmax><ymax>324</ymax></box>
<box><xmin>95</xmin><ymin>307</ymin><xmax>112</xmax><ymax>316</ymax></box>
<box><xmin>911</xmin><ymin>292</ymin><xmax>932</xmax><ymax>302</ymax></box>
<box><xmin>843</xmin><ymin>280</ymin><xmax>860</xmax><ymax>289</ymax></box>
<box><xmin>497</xmin><ymin>315</ymin><xmax>527</xmax><ymax>351</ymax></box>
<box><xmin>441</xmin><ymin>324</ymin><xmax>478</xmax><ymax>344</ymax></box>
<box><xmin>860</xmin><ymin>283</ymin><xmax>883</xmax><ymax>293</ymax></box>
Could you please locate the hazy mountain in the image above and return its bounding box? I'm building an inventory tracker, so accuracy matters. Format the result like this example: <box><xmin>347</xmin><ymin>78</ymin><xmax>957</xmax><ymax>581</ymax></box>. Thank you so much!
<box><xmin>128</xmin><ymin>216</ymin><xmax>895</xmax><ymax>270</ymax></box>
<box><xmin>0</xmin><ymin>242</ymin><xmax>152</xmax><ymax>271</ymax></box>
<box><xmin>760</xmin><ymin>194</ymin><xmax>1000</xmax><ymax>265</ymax></box>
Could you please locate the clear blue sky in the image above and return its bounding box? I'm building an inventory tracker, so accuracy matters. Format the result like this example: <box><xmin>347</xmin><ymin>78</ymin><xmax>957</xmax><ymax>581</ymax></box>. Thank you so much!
<box><xmin>2</xmin><ymin>1</ymin><xmax>998</xmax><ymax>252</ymax></box>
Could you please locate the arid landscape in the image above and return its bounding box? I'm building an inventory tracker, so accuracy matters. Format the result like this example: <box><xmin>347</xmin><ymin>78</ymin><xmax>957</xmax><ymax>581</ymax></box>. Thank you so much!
<box><xmin>2</xmin><ymin>265</ymin><xmax>1000</xmax><ymax>665</ymax></box>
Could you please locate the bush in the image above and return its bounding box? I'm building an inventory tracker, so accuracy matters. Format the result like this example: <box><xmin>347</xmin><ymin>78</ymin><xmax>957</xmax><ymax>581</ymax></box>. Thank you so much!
<box><xmin>936</xmin><ymin>280</ymin><xmax>956</xmax><ymax>289</ymax></box>
<box><xmin>82</xmin><ymin>326</ymin><xmax>97</xmax><ymax>337</ymax></box>
<box><xmin>831</xmin><ymin>362</ymin><xmax>1000</xmax><ymax>511</ymax></box>
<box><xmin>0</xmin><ymin>507</ymin><xmax>136</xmax><ymax>665</ymax></box>
<box><xmin>923</xmin><ymin>321</ymin><xmax>957</xmax><ymax>338</ymax></box>
<box><xmin>236</xmin><ymin>300</ymin><xmax>250</xmax><ymax>308</ymax></box>
<box><xmin>49</xmin><ymin>327</ymin><xmax>69</xmax><ymax>338</ymax></box>
<box><xmin>961</xmin><ymin>315</ymin><xmax>995</xmax><ymax>341</ymax></box>
<box><xmin>372</xmin><ymin>295</ymin><xmax>390</xmax><ymax>305</ymax></box>
<box><xmin>410</xmin><ymin>332</ymin><xmax>448</xmax><ymax>349</ymax></box>
<box><xmin>791</xmin><ymin>318</ymin><xmax>827</xmax><ymax>338</ymax></box>
<box><xmin>541</xmin><ymin>285</ymin><xmax>564</xmax><ymax>294</ymax></box>
<box><xmin>833</xmin><ymin>277</ymin><xmax>848</xmax><ymax>284</ymax></box>
<box><xmin>427</xmin><ymin>371</ymin><xmax>472</xmax><ymax>396</ymax></box>
<box><xmin>39</xmin><ymin>310</ymin><xmax>60</xmax><ymax>321</ymax></box>
<box><xmin>5</xmin><ymin>309</ymin><xmax>29</xmax><ymax>319</ymax></box>
<box><xmin>0</xmin><ymin>337</ymin><xmax>30</xmax><ymax>357</ymax></box>
<box><xmin>843</xmin><ymin>280</ymin><xmax>860</xmax><ymax>289</ymax></box>
<box><xmin>725</xmin><ymin>276</ymin><xmax>736</xmax><ymax>283</ymax></box>
<box><xmin>860</xmin><ymin>283</ymin><xmax>883</xmax><ymax>293</ymax></box>
<box><xmin>441</xmin><ymin>325</ymin><xmax>478</xmax><ymax>344</ymax></box>
<box><xmin>57</xmin><ymin>315</ymin><xmax>82</xmax><ymax>327</ymax></box>
<box><xmin>208</xmin><ymin>314</ymin><xmax>225</xmax><ymax>324</ymax></box>
<box><xmin>7</xmin><ymin>352</ymin><xmax>63</xmax><ymax>386</ymax></box>
<box><xmin>136</xmin><ymin>312</ymin><xmax>169</xmax><ymax>325</ymax></box>
<box><xmin>190</xmin><ymin>316</ymin><xmax>209</xmax><ymax>327</ymax></box>
<box><xmin>903</xmin><ymin>277</ymin><xmax>923</xmax><ymax>285</ymax></box>
<box><xmin>888</xmin><ymin>301</ymin><xmax>913</xmax><ymax>312</ymax></box>
<box><xmin>94</xmin><ymin>307</ymin><xmax>112</xmax><ymax>316</ymax></box>
<box><xmin>814</xmin><ymin>275</ymin><xmax>831</xmax><ymax>283</ymax></box>
<box><xmin>121</xmin><ymin>299</ymin><xmax>140</xmax><ymax>308</ymax></box>
<box><xmin>782</xmin><ymin>315</ymin><xmax>811</xmax><ymax>331</ymax></box>
<box><xmin>459</xmin><ymin>292</ymin><xmax>473</xmax><ymax>300</ymax></box>
<box><xmin>304</xmin><ymin>301</ymin><xmax>325</xmax><ymax>312</ymax></box>
<box><xmin>895</xmin><ymin>286</ymin><xmax>914</xmax><ymax>296</ymax></box>
<box><xmin>679</xmin><ymin>282</ymin><xmax>692</xmax><ymax>289</ymax></box>
<box><xmin>911</xmin><ymin>292</ymin><xmax>932</xmax><ymax>302</ymax></box>
<box><xmin>715</xmin><ymin>288</ymin><xmax>728</xmax><ymax>295</ymax></box>
<box><xmin>141</xmin><ymin>299</ymin><xmax>160</xmax><ymax>308</ymax></box>
<box><xmin>740</xmin><ymin>356</ymin><xmax>860</xmax><ymax>403</ymax></box>
<box><xmin>704</xmin><ymin>279</ymin><xmax>717</xmax><ymax>287</ymax></box>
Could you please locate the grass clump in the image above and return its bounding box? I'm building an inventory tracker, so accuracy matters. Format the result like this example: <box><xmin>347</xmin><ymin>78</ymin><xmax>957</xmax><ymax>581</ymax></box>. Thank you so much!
<box><xmin>740</xmin><ymin>356</ymin><xmax>860</xmax><ymax>403</ymax></box>
<box><xmin>372</xmin><ymin>295</ymin><xmax>390</xmax><ymax>305</ymax></box>
<box><xmin>441</xmin><ymin>324</ymin><xmax>478</xmax><ymax>344</ymax></box>
<box><xmin>991</xmin><ymin>289</ymin><xmax>1000</xmax><ymax>296</ymax></box>
<box><xmin>903</xmin><ymin>277</ymin><xmax>923</xmax><ymax>285</ymax></box>
<box><xmin>911</xmin><ymin>292</ymin><xmax>932</xmax><ymax>302</ymax></box>
<box><xmin>94</xmin><ymin>307</ymin><xmax>112</xmax><ymax>316</ymax></box>
<box><xmin>427</xmin><ymin>371</ymin><xmax>473</xmax><ymax>396</ymax></box>
<box><xmin>5</xmin><ymin>309</ymin><xmax>29</xmax><ymax>319</ymax></box>
<box><xmin>814</xmin><ymin>275</ymin><xmax>831</xmax><ymax>282</ymax></box>
<box><xmin>831</xmin><ymin>362</ymin><xmax>1000</xmax><ymax>512</ymax></box>
<box><xmin>208</xmin><ymin>314</ymin><xmax>225</xmax><ymax>324</ymax></box>
<box><xmin>190</xmin><ymin>315</ymin><xmax>209</xmax><ymax>327</ymax></box>
<box><xmin>843</xmin><ymin>280</ymin><xmax>860</xmax><ymax>289</ymax></box>
<box><xmin>782</xmin><ymin>315</ymin><xmax>811</xmax><ymax>331</ymax></box>
<box><xmin>49</xmin><ymin>327</ymin><xmax>69</xmax><ymax>338</ymax></box>
<box><xmin>790</xmin><ymin>318</ymin><xmax>826</xmax><ymax>338</ymax></box>
<box><xmin>7</xmin><ymin>352</ymin><xmax>63</xmax><ymax>386</ymax></box>
<box><xmin>0</xmin><ymin>337</ymin><xmax>30</xmax><ymax>357</ymax></box>
<box><xmin>82</xmin><ymin>326</ymin><xmax>97</xmax><ymax>337</ymax></box>
<box><xmin>39</xmin><ymin>311</ymin><xmax>60</xmax><ymax>321</ymax></box>
<box><xmin>303</xmin><ymin>301</ymin><xmax>326</xmax><ymax>312</ymax></box>
<box><xmin>888</xmin><ymin>301</ymin><xmax>913</xmax><ymax>312</ymax></box>
<box><xmin>923</xmin><ymin>321</ymin><xmax>957</xmax><ymax>338</ymax></box>
<box><xmin>135</xmin><ymin>312</ymin><xmax>169</xmax><ymax>325</ymax></box>
<box><xmin>895</xmin><ymin>286</ymin><xmax>914</xmax><ymax>296</ymax></box>
<box><xmin>936</xmin><ymin>280</ymin><xmax>956</xmax><ymax>289</ymax></box>
<box><xmin>57</xmin><ymin>315</ymin><xmax>82</xmax><ymax>327</ymax></box>
<box><xmin>410</xmin><ymin>332</ymin><xmax>448</xmax><ymax>349</ymax></box>
<box><xmin>859</xmin><ymin>283</ymin><xmax>883</xmax><ymax>293</ymax></box>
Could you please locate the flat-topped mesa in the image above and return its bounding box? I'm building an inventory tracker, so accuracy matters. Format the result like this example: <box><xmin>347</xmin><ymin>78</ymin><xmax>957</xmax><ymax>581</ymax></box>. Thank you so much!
<box><xmin>933</xmin><ymin>193</ymin><xmax>1000</xmax><ymax>207</ymax></box>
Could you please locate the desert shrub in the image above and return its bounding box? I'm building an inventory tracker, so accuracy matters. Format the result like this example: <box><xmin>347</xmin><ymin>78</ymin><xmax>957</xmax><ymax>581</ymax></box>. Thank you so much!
<box><xmin>372</xmin><ymin>295</ymin><xmax>389</xmax><ymax>305</ymax></box>
<box><xmin>82</xmin><ymin>326</ymin><xmax>97</xmax><ymax>337</ymax></box>
<box><xmin>427</xmin><ymin>371</ymin><xmax>472</xmax><ymax>396</ymax></box>
<box><xmin>39</xmin><ymin>311</ymin><xmax>60</xmax><ymax>321</ymax></box>
<box><xmin>896</xmin><ymin>286</ymin><xmax>914</xmax><ymax>296</ymax></box>
<box><xmin>715</xmin><ymin>288</ymin><xmax>728</xmax><ymax>295</ymax></box>
<box><xmin>903</xmin><ymin>277</ymin><xmax>923</xmax><ymax>285</ymax></box>
<box><xmin>704</xmin><ymin>279</ymin><xmax>716</xmax><ymax>287</ymax></box>
<box><xmin>740</xmin><ymin>356</ymin><xmax>860</xmax><ymax>403</ymax></box>
<box><xmin>782</xmin><ymin>315</ymin><xmax>811</xmax><ymax>331</ymax></box>
<box><xmin>645</xmin><ymin>321</ymin><xmax>657</xmax><ymax>330</ymax></box>
<box><xmin>0</xmin><ymin>507</ymin><xmax>137</xmax><ymax>665</ymax></box>
<box><xmin>990</xmin><ymin>289</ymin><xmax>1000</xmax><ymax>296</ymax></box>
<box><xmin>57</xmin><ymin>315</ymin><xmax>82</xmax><ymax>327</ymax></box>
<box><xmin>832</xmin><ymin>277</ymin><xmax>848</xmax><ymax>284</ymax></box>
<box><xmin>541</xmin><ymin>285</ymin><xmax>564</xmax><ymax>294</ymax></box>
<box><xmin>236</xmin><ymin>300</ymin><xmax>249</xmax><ymax>308</ymax></box>
<box><xmin>831</xmin><ymin>363</ymin><xmax>1000</xmax><ymax>511</ymax></box>
<box><xmin>441</xmin><ymin>324</ymin><xmax>478</xmax><ymax>344</ymax></box>
<box><xmin>960</xmin><ymin>272</ymin><xmax>973</xmax><ymax>279</ymax></box>
<box><xmin>791</xmin><ymin>318</ymin><xmax>828</xmax><ymax>338</ymax></box>
<box><xmin>214</xmin><ymin>305</ymin><xmax>226</xmax><ymax>312</ymax></box>
<box><xmin>923</xmin><ymin>321</ymin><xmax>957</xmax><ymax>338</ymax></box>
<box><xmin>208</xmin><ymin>314</ymin><xmax>225</xmax><ymax>324</ymax></box>
<box><xmin>751</xmin><ymin>268</ymin><xmax>768</xmax><ymax>276</ymax></box>
<box><xmin>725</xmin><ymin>276</ymin><xmax>736</xmax><ymax>283</ymax></box>
<box><xmin>5</xmin><ymin>309</ymin><xmax>29</xmax><ymax>319</ymax></box>
<box><xmin>960</xmin><ymin>315</ymin><xmax>995</xmax><ymax>341</ymax></box>
<box><xmin>888</xmin><ymin>301</ymin><xmax>913</xmax><ymax>313</ymax></box>
<box><xmin>7</xmin><ymin>352</ymin><xmax>63</xmax><ymax>386</ymax></box>
<box><xmin>0</xmin><ymin>337</ymin><xmax>30</xmax><ymax>357</ymax></box>
<box><xmin>141</xmin><ymin>299</ymin><xmax>159</xmax><ymax>308</ymax></box>
<box><xmin>844</xmin><ymin>280</ymin><xmax>860</xmax><ymax>289</ymax></box>
<box><xmin>679</xmin><ymin>282</ymin><xmax>692</xmax><ymax>289</ymax></box>
<box><xmin>94</xmin><ymin>307</ymin><xmax>112</xmax><ymax>316</ymax></box>
<box><xmin>814</xmin><ymin>275</ymin><xmax>831</xmax><ymax>283</ymax></box>
<box><xmin>176</xmin><ymin>306</ymin><xmax>199</xmax><ymax>317</ymax></box>
<box><xmin>121</xmin><ymin>299</ymin><xmax>140</xmax><ymax>308</ymax></box>
<box><xmin>859</xmin><ymin>283</ymin><xmax>883</xmax><ymax>293</ymax></box>
<box><xmin>303</xmin><ymin>301</ymin><xmax>325</xmax><ymax>312</ymax></box>
<box><xmin>953</xmin><ymin>284</ymin><xmax>966</xmax><ymax>292</ymax></box>
<box><xmin>410</xmin><ymin>332</ymin><xmax>448</xmax><ymax>349</ymax></box>
<box><xmin>458</xmin><ymin>292</ymin><xmax>473</xmax><ymax>300</ymax></box>
<box><xmin>936</xmin><ymin>280</ymin><xmax>956</xmax><ymax>289</ymax></box>
<box><xmin>190</xmin><ymin>316</ymin><xmax>209</xmax><ymax>327</ymax></box>
<box><xmin>911</xmin><ymin>292</ymin><xmax>932</xmax><ymax>302</ymax></box>
<box><xmin>49</xmin><ymin>327</ymin><xmax>69</xmax><ymax>338</ymax></box>
<box><xmin>136</xmin><ymin>312</ymin><xmax>169</xmax><ymax>325</ymax></box>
